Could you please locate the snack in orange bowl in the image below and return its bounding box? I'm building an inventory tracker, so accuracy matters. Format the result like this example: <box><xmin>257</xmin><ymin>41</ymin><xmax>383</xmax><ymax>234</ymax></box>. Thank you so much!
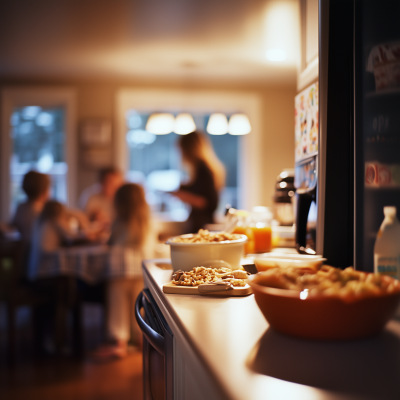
<box><xmin>248</xmin><ymin>266</ymin><xmax>400</xmax><ymax>340</ymax></box>
<box><xmin>253</xmin><ymin>254</ymin><xmax>326</xmax><ymax>272</ymax></box>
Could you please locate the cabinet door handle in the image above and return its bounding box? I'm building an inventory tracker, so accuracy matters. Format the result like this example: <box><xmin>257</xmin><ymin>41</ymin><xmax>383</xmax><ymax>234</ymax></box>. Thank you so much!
<box><xmin>135</xmin><ymin>291</ymin><xmax>165</xmax><ymax>355</ymax></box>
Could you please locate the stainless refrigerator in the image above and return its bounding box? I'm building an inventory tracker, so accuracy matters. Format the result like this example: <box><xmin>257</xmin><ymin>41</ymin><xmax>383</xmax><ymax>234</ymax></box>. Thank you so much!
<box><xmin>317</xmin><ymin>0</ymin><xmax>400</xmax><ymax>271</ymax></box>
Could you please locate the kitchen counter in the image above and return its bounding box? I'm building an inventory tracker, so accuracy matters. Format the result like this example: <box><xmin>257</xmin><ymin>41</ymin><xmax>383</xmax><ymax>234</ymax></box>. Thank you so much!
<box><xmin>143</xmin><ymin>260</ymin><xmax>400</xmax><ymax>400</ymax></box>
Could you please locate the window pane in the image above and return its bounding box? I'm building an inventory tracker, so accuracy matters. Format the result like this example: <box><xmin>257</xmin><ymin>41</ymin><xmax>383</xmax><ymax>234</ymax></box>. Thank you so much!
<box><xmin>10</xmin><ymin>106</ymin><xmax>67</xmax><ymax>213</ymax></box>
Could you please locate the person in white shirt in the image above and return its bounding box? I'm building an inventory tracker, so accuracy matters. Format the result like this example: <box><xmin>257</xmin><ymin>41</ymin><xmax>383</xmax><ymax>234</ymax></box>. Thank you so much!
<box><xmin>79</xmin><ymin>167</ymin><xmax>124</xmax><ymax>226</ymax></box>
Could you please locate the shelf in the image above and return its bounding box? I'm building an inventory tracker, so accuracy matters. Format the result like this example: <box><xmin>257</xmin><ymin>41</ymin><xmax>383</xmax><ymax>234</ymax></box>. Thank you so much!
<box><xmin>365</xmin><ymin>88</ymin><xmax>400</xmax><ymax>99</ymax></box>
<box><xmin>364</xmin><ymin>186</ymin><xmax>400</xmax><ymax>191</ymax></box>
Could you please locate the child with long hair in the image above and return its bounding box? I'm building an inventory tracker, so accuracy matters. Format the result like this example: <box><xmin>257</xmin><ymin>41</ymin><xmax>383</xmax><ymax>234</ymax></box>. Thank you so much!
<box><xmin>173</xmin><ymin>131</ymin><xmax>226</xmax><ymax>232</ymax></box>
<box><xmin>98</xmin><ymin>183</ymin><xmax>155</xmax><ymax>358</ymax></box>
<box><xmin>109</xmin><ymin>183</ymin><xmax>151</xmax><ymax>248</ymax></box>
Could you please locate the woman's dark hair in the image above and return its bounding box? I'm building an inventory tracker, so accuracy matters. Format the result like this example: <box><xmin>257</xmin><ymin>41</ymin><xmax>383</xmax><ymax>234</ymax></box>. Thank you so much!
<box><xmin>178</xmin><ymin>131</ymin><xmax>225</xmax><ymax>190</ymax></box>
<box><xmin>22</xmin><ymin>171</ymin><xmax>51</xmax><ymax>201</ymax></box>
<box><xmin>114</xmin><ymin>183</ymin><xmax>150</xmax><ymax>246</ymax></box>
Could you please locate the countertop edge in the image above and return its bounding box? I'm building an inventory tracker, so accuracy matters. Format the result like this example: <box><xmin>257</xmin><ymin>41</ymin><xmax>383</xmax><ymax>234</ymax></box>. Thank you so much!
<box><xmin>142</xmin><ymin>259</ymin><xmax>233</xmax><ymax>400</ymax></box>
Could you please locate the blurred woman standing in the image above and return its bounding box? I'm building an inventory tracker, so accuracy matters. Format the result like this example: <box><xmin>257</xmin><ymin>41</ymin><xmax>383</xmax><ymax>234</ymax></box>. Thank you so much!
<box><xmin>173</xmin><ymin>131</ymin><xmax>225</xmax><ymax>233</ymax></box>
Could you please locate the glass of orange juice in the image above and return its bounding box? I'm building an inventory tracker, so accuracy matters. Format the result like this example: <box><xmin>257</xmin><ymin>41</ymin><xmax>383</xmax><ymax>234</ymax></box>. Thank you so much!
<box><xmin>250</xmin><ymin>207</ymin><xmax>273</xmax><ymax>253</ymax></box>
<box><xmin>250</xmin><ymin>224</ymin><xmax>272</xmax><ymax>253</ymax></box>
<box><xmin>231</xmin><ymin>210</ymin><xmax>255</xmax><ymax>254</ymax></box>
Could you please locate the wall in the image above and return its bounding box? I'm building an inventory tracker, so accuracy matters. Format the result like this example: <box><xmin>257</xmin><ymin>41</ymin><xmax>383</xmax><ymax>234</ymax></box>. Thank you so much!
<box><xmin>298</xmin><ymin>0</ymin><xmax>319</xmax><ymax>91</ymax></box>
<box><xmin>259</xmin><ymin>86</ymin><xmax>296</xmax><ymax>206</ymax></box>
<box><xmin>0</xmin><ymin>78</ymin><xmax>296</xmax><ymax>212</ymax></box>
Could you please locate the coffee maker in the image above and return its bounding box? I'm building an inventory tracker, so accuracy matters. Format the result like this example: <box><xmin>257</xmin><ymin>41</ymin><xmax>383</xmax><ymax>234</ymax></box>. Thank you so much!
<box><xmin>273</xmin><ymin>169</ymin><xmax>295</xmax><ymax>226</ymax></box>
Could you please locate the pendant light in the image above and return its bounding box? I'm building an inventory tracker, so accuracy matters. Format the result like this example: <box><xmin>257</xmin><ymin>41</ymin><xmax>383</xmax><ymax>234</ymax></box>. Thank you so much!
<box><xmin>206</xmin><ymin>113</ymin><xmax>228</xmax><ymax>135</ymax></box>
<box><xmin>174</xmin><ymin>113</ymin><xmax>196</xmax><ymax>135</ymax></box>
<box><xmin>228</xmin><ymin>113</ymin><xmax>252</xmax><ymax>135</ymax></box>
<box><xmin>146</xmin><ymin>113</ymin><xmax>174</xmax><ymax>135</ymax></box>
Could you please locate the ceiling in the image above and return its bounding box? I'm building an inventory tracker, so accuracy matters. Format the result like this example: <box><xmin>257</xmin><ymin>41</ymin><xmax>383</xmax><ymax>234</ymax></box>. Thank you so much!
<box><xmin>0</xmin><ymin>0</ymin><xmax>300</xmax><ymax>85</ymax></box>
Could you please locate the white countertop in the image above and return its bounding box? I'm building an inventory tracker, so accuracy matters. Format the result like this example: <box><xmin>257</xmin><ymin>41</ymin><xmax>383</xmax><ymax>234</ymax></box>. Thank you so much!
<box><xmin>143</xmin><ymin>259</ymin><xmax>400</xmax><ymax>400</ymax></box>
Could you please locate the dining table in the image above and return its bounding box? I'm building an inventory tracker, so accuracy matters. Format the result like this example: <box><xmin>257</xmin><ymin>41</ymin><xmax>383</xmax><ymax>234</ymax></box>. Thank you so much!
<box><xmin>33</xmin><ymin>244</ymin><xmax>144</xmax><ymax>283</ymax></box>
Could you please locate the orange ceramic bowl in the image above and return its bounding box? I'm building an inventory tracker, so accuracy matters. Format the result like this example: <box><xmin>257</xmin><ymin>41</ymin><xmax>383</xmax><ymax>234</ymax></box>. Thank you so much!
<box><xmin>248</xmin><ymin>273</ymin><xmax>400</xmax><ymax>340</ymax></box>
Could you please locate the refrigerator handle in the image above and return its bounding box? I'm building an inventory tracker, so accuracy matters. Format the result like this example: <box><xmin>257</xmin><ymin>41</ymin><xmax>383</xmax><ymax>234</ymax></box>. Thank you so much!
<box><xmin>295</xmin><ymin>187</ymin><xmax>316</xmax><ymax>252</ymax></box>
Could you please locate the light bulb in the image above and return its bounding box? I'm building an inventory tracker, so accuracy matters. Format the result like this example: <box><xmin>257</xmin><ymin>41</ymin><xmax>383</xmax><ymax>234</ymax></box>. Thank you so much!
<box><xmin>146</xmin><ymin>113</ymin><xmax>174</xmax><ymax>135</ymax></box>
<box><xmin>174</xmin><ymin>113</ymin><xmax>196</xmax><ymax>135</ymax></box>
<box><xmin>206</xmin><ymin>113</ymin><xmax>228</xmax><ymax>135</ymax></box>
<box><xmin>228</xmin><ymin>113</ymin><xmax>251</xmax><ymax>135</ymax></box>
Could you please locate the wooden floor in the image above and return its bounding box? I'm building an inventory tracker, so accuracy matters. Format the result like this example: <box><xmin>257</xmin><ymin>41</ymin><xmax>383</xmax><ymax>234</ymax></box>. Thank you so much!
<box><xmin>0</xmin><ymin>304</ymin><xmax>144</xmax><ymax>400</ymax></box>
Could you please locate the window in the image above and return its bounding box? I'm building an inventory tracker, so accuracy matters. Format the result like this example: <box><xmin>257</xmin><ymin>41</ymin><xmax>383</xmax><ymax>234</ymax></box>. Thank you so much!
<box><xmin>125</xmin><ymin>111</ymin><xmax>239</xmax><ymax>221</ymax></box>
<box><xmin>1</xmin><ymin>88</ymin><xmax>76</xmax><ymax>221</ymax></box>
<box><xmin>116</xmin><ymin>89</ymin><xmax>263</xmax><ymax>218</ymax></box>
<box><xmin>10</xmin><ymin>106</ymin><xmax>67</xmax><ymax>214</ymax></box>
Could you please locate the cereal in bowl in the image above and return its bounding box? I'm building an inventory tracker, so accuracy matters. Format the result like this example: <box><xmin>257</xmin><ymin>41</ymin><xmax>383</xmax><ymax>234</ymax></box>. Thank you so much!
<box><xmin>171</xmin><ymin>229</ymin><xmax>241</xmax><ymax>243</ymax></box>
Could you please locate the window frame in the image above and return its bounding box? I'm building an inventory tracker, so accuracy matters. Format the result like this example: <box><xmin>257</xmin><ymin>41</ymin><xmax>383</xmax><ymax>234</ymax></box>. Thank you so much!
<box><xmin>0</xmin><ymin>87</ymin><xmax>77</xmax><ymax>221</ymax></box>
<box><xmin>115</xmin><ymin>89</ymin><xmax>263</xmax><ymax>211</ymax></box>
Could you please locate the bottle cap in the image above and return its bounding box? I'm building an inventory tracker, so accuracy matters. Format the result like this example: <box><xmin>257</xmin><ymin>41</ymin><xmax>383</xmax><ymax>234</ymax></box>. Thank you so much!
<box><xmin>384</xmin><ymin>206</ymin><xmax>397</xmax><ymax>218</ymax></box>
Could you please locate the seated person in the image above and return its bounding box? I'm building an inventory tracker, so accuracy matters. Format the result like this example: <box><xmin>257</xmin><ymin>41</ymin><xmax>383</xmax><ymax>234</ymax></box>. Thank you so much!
<box><xmin>0</xmin><ymin>171</ymin><xmax>51</xmax><ymax>277</ymax></box>
<box><xmin>27</xmin><ymin>200</ymin><xmax>100</xmax><ymax>353</ymax></box>
<box><xmin>79</xmin><ymin>167</ymin><xmax>123</xmax><ymax>226</ymax></box>
<box><xmin>28</xmin><ymin>200</ymin><xmax>97</xmax><ymax>280</ymax></box>
<box><xmin>95</xmin><ymin>183</ymin><xmax>156</xmax><ymax>359</ymax></box>
<box><xmin>10</xmin><ymin>170</ymin><xmax>51</xmax><ymax>244</ymax></box>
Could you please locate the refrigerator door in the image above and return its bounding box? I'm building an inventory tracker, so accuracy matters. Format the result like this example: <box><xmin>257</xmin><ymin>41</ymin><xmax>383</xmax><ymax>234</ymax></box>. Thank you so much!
<box><xmin>354</xmin><ymin>0</ymin><xmax>400</xmax><ymax>272</ymax></box>
<box><xmin>319</xmin><ymin>0</ymin><xmax>400</xmax><ymax>270</ymax></box>
<box><xmin>318</xmin><ymin>0</ymin><xmax>354</xmax><ymax>268</ymax></box>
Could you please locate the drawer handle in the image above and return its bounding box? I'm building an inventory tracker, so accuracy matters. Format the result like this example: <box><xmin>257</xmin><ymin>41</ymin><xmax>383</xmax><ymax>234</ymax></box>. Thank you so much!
<box><xmin>135</xmin><ymin>292</ymin><xmax>165</xmax><ymax>355</ymax></box>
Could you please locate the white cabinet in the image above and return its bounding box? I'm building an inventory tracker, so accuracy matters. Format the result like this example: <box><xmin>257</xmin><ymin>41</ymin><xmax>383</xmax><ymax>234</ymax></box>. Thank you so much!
<box><xmin>298</xmin><ymin>0</ymin><xmax>319</xmax><ymax>91</ymax></box>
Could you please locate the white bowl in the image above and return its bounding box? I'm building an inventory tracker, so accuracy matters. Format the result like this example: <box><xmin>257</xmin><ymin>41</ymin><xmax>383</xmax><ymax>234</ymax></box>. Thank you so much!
<box><xmin>166</xmin><ymin>234</ymin><xmax>248</xmax><ymax>271</ymax></box>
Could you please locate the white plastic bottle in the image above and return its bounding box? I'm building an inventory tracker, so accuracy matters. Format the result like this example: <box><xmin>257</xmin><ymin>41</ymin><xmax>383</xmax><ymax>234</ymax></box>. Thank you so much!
<box><xmin>374</xmin><ymin>206</ymin><xmax>400</xmax><ymax>279</ymax></box>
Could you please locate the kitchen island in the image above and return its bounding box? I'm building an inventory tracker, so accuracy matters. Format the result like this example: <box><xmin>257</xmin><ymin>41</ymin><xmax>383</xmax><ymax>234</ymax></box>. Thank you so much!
<box><xmin>142</xmin><ymin>260</ymin><xmax>400</xmax><ymax>400</ymax></box>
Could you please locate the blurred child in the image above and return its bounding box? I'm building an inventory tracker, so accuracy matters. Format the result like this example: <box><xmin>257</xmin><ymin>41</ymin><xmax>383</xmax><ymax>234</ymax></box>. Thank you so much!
<box><xmin>26</xmin><ymin>200</ymin><xmax>99</xmax><ymax>353</ymax></box>
<box><xmin>29</xmin><ymin>200</ymin><xmax>96</xmax><ymax>279</ymax></box>
<box><xmin>11</xmin><ymin>170</ymin><xmax>51</xmax><ymax>244</ymax></box>
<box><xmin>0</xmin><ymin>171</ymin><xmax>52</xmax><ymax>277</ymax></box>
<box><xmin>96</xmin><ymin>183</ymin><xmax>155</xmax><ymax>359</ymax></box>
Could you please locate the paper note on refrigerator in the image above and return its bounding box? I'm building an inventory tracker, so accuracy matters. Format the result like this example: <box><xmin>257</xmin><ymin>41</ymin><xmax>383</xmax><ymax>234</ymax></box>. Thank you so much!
<box><xmin>295</xmin><ymin>82</ymin><xmax>319</xmax><ymax>162</ymax></box>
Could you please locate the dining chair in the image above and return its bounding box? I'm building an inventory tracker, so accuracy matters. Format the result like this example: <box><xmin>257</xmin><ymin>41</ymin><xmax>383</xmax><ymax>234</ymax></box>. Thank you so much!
<box><xmin>0</xmin><ymin>238</ymin><xmax>51</xmax><ymax>365</ymax></box>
